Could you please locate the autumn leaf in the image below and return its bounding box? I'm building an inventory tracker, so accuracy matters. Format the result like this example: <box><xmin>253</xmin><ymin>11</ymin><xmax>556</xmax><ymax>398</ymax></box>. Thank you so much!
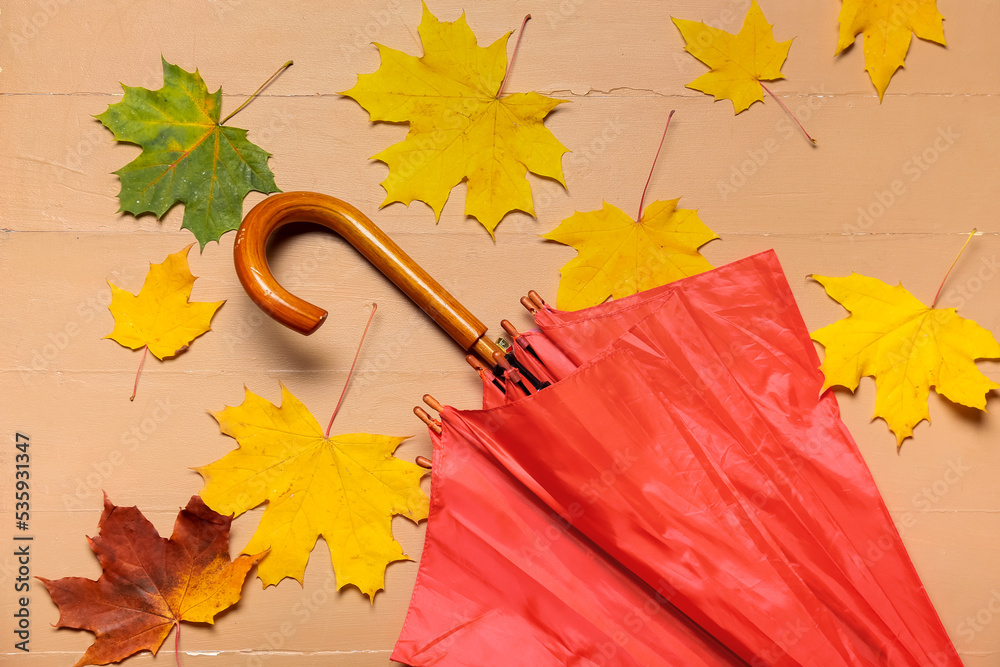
<box><xmin>341</xmin><ymin>5</ymin><xmax>568</xmax><ymax>236</ymax></box>
<box><xmin>106</xmin><ymin>244</ymin><xmax>223</xmax><ymax>400</ymax></box>
<box><xmin>96</xmin><ymin>58</ymin><xmax>280</xmax><ymax>248</ymax></box>
<box><xmin>545</xmin><ymin>199</ymin><xmax>717</xmax><ymax>311</ymax></box>
<box><xmin>811</xmin><ymin>273</ymin><xmax>1000</xmax><ymax>445</ymax></box>
<box><xmin>39</xmin><ymin>495</ymin><xmax>262</xmax><ymax>667</ymax></box>
<box><xmin>196</xmin><ymin>384</ymin><xmax>428</xmax><ymax>598</ymax></box>
<box><xmin>836</xmin><ymin>0</ymin><xmax>946</xmax><ymax>101</ymax></box>
<box><xmin>672</xmin><ymin>1</ymin><xmax>792</xmax><ymax>114</ymax></box>
<box><xmin>106</xmin><ymin>244</ymin><xmax>223</xmax><ymax>358</ymax></box>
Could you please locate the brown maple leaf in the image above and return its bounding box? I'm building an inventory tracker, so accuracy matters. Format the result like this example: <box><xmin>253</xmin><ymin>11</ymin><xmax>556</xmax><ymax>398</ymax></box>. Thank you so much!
<box><xmin>39</xmin><ymin>495</ymin><xmax>263</xmax><ymax>667</ymax></box>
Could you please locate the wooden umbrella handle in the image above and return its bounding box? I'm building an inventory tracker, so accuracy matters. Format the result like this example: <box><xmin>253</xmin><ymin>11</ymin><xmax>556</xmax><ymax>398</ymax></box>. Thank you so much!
<box><xmin>233</xmin><ymin>192</ymin><xmax>503</xmax><ymax>365</ymax></box>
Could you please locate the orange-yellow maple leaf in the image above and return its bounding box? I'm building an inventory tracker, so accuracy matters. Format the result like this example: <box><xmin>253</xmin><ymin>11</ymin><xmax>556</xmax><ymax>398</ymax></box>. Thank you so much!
<box><xmin>812</xmin><ymin>273</ymin><xmax>1000</xmax><ymax>445</ymax></box>
<box><xmin>835</xmin><ymin>0</ymin><xmax>946</xmax><ymax>101</ymax></box>
<box><xmin>39</xmin><ymin>495</ymin><xmax>262</xmax><ymax>667</ymax></box>
<box><xmin>340</xmin><ymin>4</ymin><xmax>568</xmax><ymax>236</ymax></box>
<box><xmin>672</xmin><ymin>1</ymin><xmax>792</xmax><ymax>114</ymax></box>
<box><xmin>105</xmin><ymin>244</ymin><xmax>224</xmax><ymax>359</ymax></box>
<box><xmin>196</xmin><ymin>383</ymin><xmax>428</xmax><ymax>598</ymax></box>
<box><xmin>544</xmin><ymin>199</ymin><xmax>717</xmax><ymax>311</ymax></box>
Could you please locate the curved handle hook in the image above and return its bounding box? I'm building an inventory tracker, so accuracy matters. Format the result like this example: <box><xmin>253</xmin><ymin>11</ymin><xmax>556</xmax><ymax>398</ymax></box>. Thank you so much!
<box><xmin>234</xmin><ymin>192</ymin><xmax>502</xmax><ymax>365</ymax></box>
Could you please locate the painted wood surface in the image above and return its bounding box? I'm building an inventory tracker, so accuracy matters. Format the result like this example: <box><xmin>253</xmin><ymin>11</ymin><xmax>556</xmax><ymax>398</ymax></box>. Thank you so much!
<box><xmin>2</xmin><ymin>0</ymin><xmax>999</xmax><ymax>664</ymax></box>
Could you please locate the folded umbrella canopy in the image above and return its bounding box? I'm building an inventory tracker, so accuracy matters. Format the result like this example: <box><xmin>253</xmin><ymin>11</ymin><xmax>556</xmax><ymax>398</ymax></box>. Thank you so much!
<box><xmin>393</xmin><ymin>402</ymin><xmax>742</xmax><ymax>666</ymax></box>
<box><xmin>234</xmin><ymin>194</ymin><xmax>962</xmax><ymax>667</ymax></box>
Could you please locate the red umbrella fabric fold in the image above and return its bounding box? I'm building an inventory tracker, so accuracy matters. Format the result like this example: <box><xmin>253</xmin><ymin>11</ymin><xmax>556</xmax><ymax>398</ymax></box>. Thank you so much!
<box><xmin>392</xmin><ymin>423</ymin><xmax>744</xmax><ymax>666</ymax></box>
<box><xmin>394</xmin><ymin>250</ymin><xmax>960</xmax><ymax>666</ymax></box>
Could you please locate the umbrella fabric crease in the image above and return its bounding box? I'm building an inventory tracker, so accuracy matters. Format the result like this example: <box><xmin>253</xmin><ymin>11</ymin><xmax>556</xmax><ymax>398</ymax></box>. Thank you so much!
<box><xmin>394</xmin><ymin>251</ymin><xmax>960</xmax><ymax>666</ymax></box>
<box><xmin>392</xmin><ymin>421</ymin><xmax>745</xmax><ymax>666</ymax></box>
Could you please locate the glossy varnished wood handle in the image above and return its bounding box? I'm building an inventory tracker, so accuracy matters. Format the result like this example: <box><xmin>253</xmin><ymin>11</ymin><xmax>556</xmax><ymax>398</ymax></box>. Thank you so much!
<box><xmin>234</xmin><ymin>192</ymin><xmax>502</xmax><ymax>364</ymax></box>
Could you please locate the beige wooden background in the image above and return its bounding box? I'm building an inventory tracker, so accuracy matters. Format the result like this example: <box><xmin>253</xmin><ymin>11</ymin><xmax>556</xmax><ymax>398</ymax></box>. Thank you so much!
<box><xmin>2</xmin><ymin>0</ymin><xmax>999</xmax><ymax>664</ymax></box>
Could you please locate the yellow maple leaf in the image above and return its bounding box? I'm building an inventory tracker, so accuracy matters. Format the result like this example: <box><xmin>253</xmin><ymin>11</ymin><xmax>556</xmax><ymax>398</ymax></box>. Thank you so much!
<box><xmin>340</xmin><ymin>4</ymin><xmax>568</xmax><ymax>236</ymax></box>
<box><xmin>836</xmin><ymin>0</ymin><xmax>946</xmax><ymax>101</ymax></box>
<box><xmin>672</xmin><ymin>1</ymin><xmax>792</xmax><ymax>114</ymax></box>
<box><xmin>196</xmin><ymin>384</ymin><xmax>428</xmax><ymax>598</ymax></box>
<box><xmin>544</xmin><ymin>199</ymin><xmax>717</xmax><ymax>311</ymax></box>
<box><xmin>106</xmin><ymin>244</ymin><xmax>224</xmax><ymax>359</ymax></box>
<box><xmin>812</xmin><ymin>273</ymin><xmax>1000</xmax><ymax>445</ymax></box>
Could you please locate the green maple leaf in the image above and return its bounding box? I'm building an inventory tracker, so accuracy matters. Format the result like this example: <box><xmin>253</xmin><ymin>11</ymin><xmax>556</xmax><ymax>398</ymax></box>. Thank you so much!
<box><xmin>97</xmin><ymin>58</ymin><xmax>280</xmax><ymax>248</ymax></box>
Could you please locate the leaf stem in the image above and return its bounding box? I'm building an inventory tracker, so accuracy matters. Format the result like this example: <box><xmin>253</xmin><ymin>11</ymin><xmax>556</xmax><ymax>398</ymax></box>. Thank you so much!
<box><xmin>326</xmin><ymin>304</ymin><xmax>378</xmax><ymax>438</ymax></box>
<box><xmin>174</xmin><ymin>622</ymin><xmax>181</xmax><ymax>667</ymax></box>
<box><xmin>496</xmin><ymin>15</ymin><xmax>531</xmax><ymax>99</ymax></box>
<box><xmin>931</xmin><ymin>228</ymin><xmax>977</xmax><ymax>308</ymax></box>
<box><xmin>221</xmin><ymin>60</ymin><xmax>293</xmax><ymax>126</ymax></box>
<box><xmin>759</xmin><ymin>82</ymin><xmax>816</xmax><ymax>145</ymax></box>
<box><xmin>130</xmin><ymin>345</ymin><xmax>148</xmax><ymax>402</ymax></box>
<box><xmin>637</xmin><ymin>110</ymin><xmax>675</xmax><ymax>222</ymax></box>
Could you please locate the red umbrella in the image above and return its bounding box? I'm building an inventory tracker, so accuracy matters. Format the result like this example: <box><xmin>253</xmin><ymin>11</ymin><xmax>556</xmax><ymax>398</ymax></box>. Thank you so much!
<box><xmin>234</xmin><ymin>193</ymin><xmax>961</xmax><ymax>666</ymax></box>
